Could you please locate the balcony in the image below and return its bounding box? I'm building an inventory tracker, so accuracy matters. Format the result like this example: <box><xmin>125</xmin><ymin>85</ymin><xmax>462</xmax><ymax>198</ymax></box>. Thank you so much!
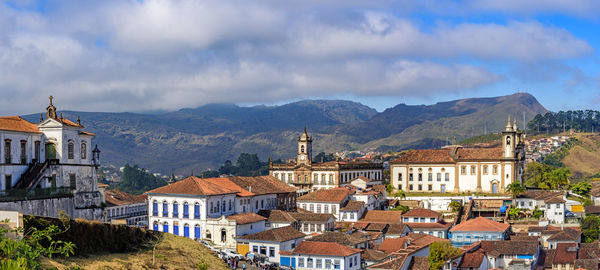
<box><xmin>0</xmin><ymin>187</ymin><xmax>73</xmax><ymax>202</ymax></box>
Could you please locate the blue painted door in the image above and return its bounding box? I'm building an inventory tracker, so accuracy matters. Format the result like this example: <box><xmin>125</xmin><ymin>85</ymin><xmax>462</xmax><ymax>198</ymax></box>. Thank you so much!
<box><xmin>281</xmin><ymin>257</ymin><xmax>291</xmax><ymax>266</ymax></box>
<box><xmin>195</xmin><ymin>226</ymin><xmax>201</xmax><ymax>239</ymax></box>
<box><xmin>184</xmin><ymin>226</ymin><xmax>190</xmax><ymax>238</ymax></box>
<box><xmin>292</xmin><ymin>258</ymin><xmax>296</xmax><ymax>268</ymax></box>
<box><xmin>492</xmin><ymin>183</ymin><xmax>498</xmax><ymax>194</ymax></box>
<box><xmin>163</xmin><ymin>224</ymin><xmax>168</xmax><ymax>233</ymax></box>
<box><xmin>174</xmin><ymin>225</ymin><xmax>179</xmax><ymax>235</ymax></box>
<box><xmin>153</xmin><ymin>223</ymin><xmax>158</xmax><ymax>231</ymax></box>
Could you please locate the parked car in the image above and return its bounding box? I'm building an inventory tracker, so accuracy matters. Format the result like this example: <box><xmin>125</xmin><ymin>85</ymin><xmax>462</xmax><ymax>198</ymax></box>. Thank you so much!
<box><xmin>222</xmin><ymin>250</ymin><xmax>244</xmax><ymax>260</ymax></box>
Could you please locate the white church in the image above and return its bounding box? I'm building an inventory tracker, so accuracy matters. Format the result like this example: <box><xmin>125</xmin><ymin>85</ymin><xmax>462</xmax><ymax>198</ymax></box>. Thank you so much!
<box><xmin>390</xmin><ymin>117</ymin><xmax>525</xmax><ymax>194</ymax></box>
<box><xmin>0</xmin><ymin>96</ymin><xmax>103</xmax><ymax>220</ymax></box>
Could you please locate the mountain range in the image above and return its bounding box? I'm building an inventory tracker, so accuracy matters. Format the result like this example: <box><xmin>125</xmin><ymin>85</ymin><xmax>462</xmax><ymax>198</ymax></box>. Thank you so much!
<box><xmin>22</xmin><ymin>93</ymin><xmax>548</xmax><ymax>174</ymax></box>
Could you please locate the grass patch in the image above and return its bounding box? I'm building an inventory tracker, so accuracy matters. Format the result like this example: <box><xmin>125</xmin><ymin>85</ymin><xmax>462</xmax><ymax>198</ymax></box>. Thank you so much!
<box><xmin>41</xmin><ymin>233</ymin><xmax>228</xmax><ymax>270</ymax></box>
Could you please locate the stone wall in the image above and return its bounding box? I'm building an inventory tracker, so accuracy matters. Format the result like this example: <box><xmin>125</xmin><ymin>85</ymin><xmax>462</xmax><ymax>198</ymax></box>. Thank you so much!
<box><xmin>0</xmin><ymin>196</ymin><xmax>103</xmax><ymax>220</ymax></box>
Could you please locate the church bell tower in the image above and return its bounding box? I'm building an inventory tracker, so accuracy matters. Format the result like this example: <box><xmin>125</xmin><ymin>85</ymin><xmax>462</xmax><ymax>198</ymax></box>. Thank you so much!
<box><xmin>297</xmin><ymin>128</ymin><xmax>312</xmax><ymax>166</ymax></box>
<box><xmin>502</xmin><ymin>115</ymin><xmax>517</xmax><ymax>159</ymax></box>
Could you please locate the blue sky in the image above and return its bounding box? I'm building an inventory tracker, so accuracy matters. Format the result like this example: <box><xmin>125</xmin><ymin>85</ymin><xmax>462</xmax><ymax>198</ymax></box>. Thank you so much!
<box><xmin>0</xmin><ymin>0</ymin><xmax>599</xmax><ymax>114</ymax></box>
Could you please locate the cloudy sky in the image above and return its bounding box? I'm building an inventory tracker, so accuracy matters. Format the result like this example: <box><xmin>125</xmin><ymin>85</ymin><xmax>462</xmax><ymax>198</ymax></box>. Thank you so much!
<box><xmin>1</xmin><ymin>0</ymin><xmax>599</xmax><ymax>114</ymax></box>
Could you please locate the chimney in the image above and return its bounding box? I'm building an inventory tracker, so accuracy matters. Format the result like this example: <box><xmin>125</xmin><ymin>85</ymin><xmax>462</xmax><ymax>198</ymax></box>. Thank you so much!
<box><xmin>249</xmin><ymin>186</ymin><xmax>252</xmax><ymax>193</ymax></box>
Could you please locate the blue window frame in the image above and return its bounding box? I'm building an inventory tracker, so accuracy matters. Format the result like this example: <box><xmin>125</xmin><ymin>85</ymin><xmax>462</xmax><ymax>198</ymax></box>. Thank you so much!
<box><xmin>420</xmin><ymin>218</ymin><xmax>425</xmax><ymax>222</ymax></box>
<box><xmin>173</xmin><ymin>224</ymin><xmax>179</xmax><ymax>235</ymax></box>
<box><xmin>183</xmin><ymin>203</ymin><xmax>189</xmax><ymax>218</ymax></box>
<box><xmin>162</xmin><ymin>202</ymin><xmax>168</xmax><ymax>217</ymax></box>
<box><xmin>184</xmin><ymin>225</ymin><xmax>190</xmax><ymax>237</ymax></box>
<box><xmin>152</xmin><ymin>201</ymin><xmax>158</xmax><ymax>216</ymax></box>
<box><xmin>163</xmin><ymin>223</ymin><xmax>169</xmax><ymax>233</ymax></box>
<box><xmin>194</xmin><ymin>204</ymin><xmax>200</xmax><ymax>219</ymax></box>
<box><xmin>153</xmin><ymin>222</ymin><xmax>158</xmax><ymax>231</ymax></box>
<box><xmin>173</xmin><ymin>202</ymin><xmax>179</xmax><ymax>218</ymax></box>
<box><xmin>194</xmin><ymin>225</ymin><xmax>201</xmax><ymax>239</ymax></box>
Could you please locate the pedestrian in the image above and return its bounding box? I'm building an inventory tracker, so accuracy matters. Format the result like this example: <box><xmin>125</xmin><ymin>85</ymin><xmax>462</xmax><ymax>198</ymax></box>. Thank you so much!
<box><xmin>242</xmin><ymin>263</ymin><xmax>246</xmax><ymax>270</ymax></box>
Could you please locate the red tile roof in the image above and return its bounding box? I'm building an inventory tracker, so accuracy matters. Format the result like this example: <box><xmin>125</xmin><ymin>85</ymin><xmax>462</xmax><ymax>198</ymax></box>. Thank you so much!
<box><xmin>292</xmin><ymin>241</ymin><xmax>362</xmax><ymax>257</ymax></box>
<box><xmin>298</xmin><ymin>188</ymin><xmax>349</xmax><ymax>203</ymax></box>
<box><xmin>361</xmin><ymin>210</ymin><xmax>404</xmax><ymax>224</ymax></box>
<box><xmin>236</xmin><ymin>226</ymin><xmax>305</xmax><ymax>242</ymax></box>
<box><xmin>404</xmin><ymin>222</ymin><xmax>452</xmax><ymax>230</ymax></box>
<box><xmin>228</xmin><ymin>176</ymin><xmax>297</xmax><ymax>194</ymax></box>
<box><xmin>226</xmin><ymin>212</ymin><xmax>267</xmax><ymax>225</ymax></box>
<box><xmin>341</xmin><ymin>201</ymin><xmax>365</xmax><ymax>212</ymax></box>
<box><xmin>0</xmin><ymin>116</ymin><xmax>41</xmax><ymax>133</ymax></box>
<box><xmin>553</xmin><ymin>243</ymin><xmax>578</xmax><ymax>264</ymax></box>
<box><xmin>458</xmin><ymin>250</ymin><xmax>485</xmax><ymax>268</ymax></box>
<box><xmin>105</xmin><ymin>189</ymin><xmax>145</xmax><ymax>206</ymax></box>
<box><xmin>391</xmin><ymin>147</ymin><xmax>504</xmax><ymax>164</ymax></box>
<box><xmin>450</xmin><ymin>217</ymin><xmax>509</xmax><ymax>232</ymax></box>
<box><xmin>145</xmin><ymin>176</ymin><xmax>253</xmax><ymax>196</ymax></box>
<box><xmin>402</xmin><ymin>208</ymin><xmax>442</xmax><ymax>219</ymax></box>
<box><xmin>57</xmin><ymin>117</ymin><xmax>83</xmax><ymax>127</ymax></box>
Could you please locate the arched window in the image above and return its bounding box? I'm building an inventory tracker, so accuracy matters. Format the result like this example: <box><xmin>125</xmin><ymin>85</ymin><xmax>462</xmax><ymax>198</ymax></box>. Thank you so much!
<box><xmin>163</xmin><ymin>222</ymin><xmax>169</xmax><ymax>233</ymax></box>
<box><xmin>329</xmin><ymin>175</ymin><xmax>334</xmax><ymax>185</ymax></box>
<box><xmin>173</xmin><ymin>201</ymin><xmax>179</xmax><ymax>218</ymax></box>
<box><xmin>321</xmin><ymin>174</ymin><xmax>326</xmax><ymax>185</ymax></box>
<box><xmin>194</xmin><ymin>225</ymin><xmax>201</xmax><ymax>239</ymax></box>
<box><xmin>183</xmin><ymin>202</ymin><xmax>189</xmax><ymax>218</ymax></box>
<box><xmin>184</xmin><ymin>223</ymin><xmax>190</xmax><ymax>238</ymax></box>
<box><xmin>194</xmin><ymin>203</ymin><xmax>200</xmax><ymax>219</ymax></box>
<box><xmin>153</xmin><ymin>221</ymin><xmax>159</xmax><ymax>231</ymax></box>
<box><xmin>162</xmin><ymin>201</ymin><xmax>168</xmax><ymax>217</ymax></box>
<box><xmin>81</xmin><ymin>141</ymin><xmax>87</xmax><ymax>159</ymax></box>
<box><xmin>152</xmin><ymin>201</ymin><xmax>158</xmax><ymax>216</ymax></box>
<box><xmin>301</xmin><ymin>145</ymin><xmax>305</xmax><ymax>153</ymax></box>
<box><xmin>68</xmin><ymin>141</ymin><xmax>74</xmax><ymax>159</ymax></box>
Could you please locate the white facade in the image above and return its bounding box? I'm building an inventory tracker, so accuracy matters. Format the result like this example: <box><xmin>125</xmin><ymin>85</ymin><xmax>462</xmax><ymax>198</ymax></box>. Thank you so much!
<box><xmin>247</xmin><ymin>238</ymin><xmax>304</xmax><ymax>264</ymax></box>
<box><xmin>295</xmin><ymin>253</ymin><xmax>361</xmax><ymax>270</ymax></box>
<box><xmin>106</xmin><ymin>202</ymin><xmax>147</xmax><ymax>226</ymax></box>
<box><xmin>298</xmin><ymin>201</ymin><xmax>342</xmax><ymax>219</ymax></box>
<box><xmin>545</xmin><ymin>202</ymin><xmax>565</xmax><ymax>224</ymax></box>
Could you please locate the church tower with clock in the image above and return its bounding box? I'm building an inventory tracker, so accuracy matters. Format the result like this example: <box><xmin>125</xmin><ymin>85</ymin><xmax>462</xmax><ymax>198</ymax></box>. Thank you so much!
<box><xmin>297</xmin><ymin>127</ymin><xmax>312</xmax><ymax>166</ymax></box>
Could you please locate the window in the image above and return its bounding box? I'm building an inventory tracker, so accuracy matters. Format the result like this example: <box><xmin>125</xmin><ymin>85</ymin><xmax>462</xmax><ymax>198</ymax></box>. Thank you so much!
<box><xmin>298</xmin><ymin>258</ymin><xmax>305</xmax><ymax>267</ymax></box>
<box><xmin>253</xmin><ymin>246</ymin><xmax>259</xmax><ymax>253</ymax></box>
<box><xmin>324</xmin><ymin>205</ymin><xmax>329</xmax><ymax>213</ymax></box>
<box><xmin>4</xmin><ymin>175</ymin><xmax>11</xmax><ymax>190</ymax></box>
<box><xmin>307</xmin><ymin>258</ymin><xmax>314</xmax><ymax>268</ymax></box>
<box><xmin>418</xmin><ymin>173</ymin><xmax>422</xmax><ymax>181</ymax></box>
<box><xmin>34</xmin><ymin>141</ymin><xmax>40</xmax><ymax>161</ymax></box>
<box><xmin>310</xmin><ymin>204</ymin><xmax>314</xmax><ymax>212</ymax></box>
<box><xmin>69</xmin><ymin>174</ymin><xmax>76</xmax><ymax>189</ymax></box>
<box><xmin>483</xmin><ymin>165</ymin><xmax>488</xmax><ymax>175</ymax></box>
<box><xmin>20</xmin><ymin>140</ymin><xmax>26</xmax><ymax>164</ymax></box>
<box><xmin>221</xmin><ymin>228</ymin><xmax>227</xmax><ymax>243</ymax></box>
<box><xmin>428</xmin><ymin>173</ymin><xmax>432</xmax><ymax>181</ymax></box>
<box><xmin>229</xmin><ymin>200</ymin><xmax>232</xmax><ymax>211</ymax></box>
<box><xmin>420</xmin><ymin>218</ymin><xmax>425</xmax><ymax>222</ymax></box>
<box><xmin>398</xmin><ymin>184</ymin><xmax>402</xmax><ymax>190</ymax></box>
<box><xmin>430</xmin><ymin>218</ymin><xmax>435</xmax><ymax>222</ymax></box>
<box><xmin>445</xmin><ymin>173</ymin><xmax>449</xmax><ymax>181</ymax></box>
<box><xmin>4</xmin><ymin>139</ymin><xmax>11</xmax><ymax>163</ymax></box>
<box><xmin>332</xmin><ymin>206</ymin><xmax>336</xmax><ymax>214</ymax></box>
<box><xmin>316</xmin><ymin>259</ymin><xmax>322</xmax><ymax>268</ymax></box>
<box><xmin>334</xmin><ymin>260</ymin><xmax>340</xmax><ymax>269</ymax></box>
<box><xmin>173</xmin><ymin>222</ymin><xmax>179</xmax><ymax>235</ymax></box>
<box><xmin>329</xmin><ymin>174</ymin><xmax>334</xmax><ymax>185</ymax></box>
<box><xmin>409</xmin><ymin>184</ymin><xmax>413</xmax><ymax>191</ymax></box>
<box><xmin>316</xmin><ymin>204</ymin><xmax>321</xmax><ymax>213</ymax></box>
<box><xmin>398</xmin><ymin>173</ymin><xmax>402</xmax><ymax>182</ymax></box>
<box><xmin>194</xmin><ymin>203</ymin><xmax>200</xmax><ymax>219</ymax></box>
<box><xmin>269</xmin><ymin>247</ymin><xmax>275</xmax><ymax>257</ymax></box>
<box><xmin>183</xmin><ymin>203</ymin><xmax>189</xmax><ymax>218</ymax></box>
<box><xmin>325</xmin><ymin>259</ymin><xmax>332</xmax><ymax>269</ymax></box>
<box><xmin>437</xmin><ymin>173</ymin><xmax>441</xmax><ymax>182</ymax></box>
<box><xmin>152</xmin><ymin>201</ymin><xmax>158</xmax><ymax>216</ymax></box>
<box><xmin>403</xmin><ymin>217</ymin><xmax>409</xmax><ymax>222</ymax></box>
<box><xmin>163</xmin><ymin>202</ymin><xmax>168</xmax><ymax>217</ymax></box>
<box><xmin>493</xmin><ymin>165</ymin><xmax>498</xmax><ymax>175</ymax></box>
<box><xmin>173</xmin><ymin>202</ymin><xmax>179</xmax><ymax>218</ymax></box>
<box><xmin>461</xmin><ymin>166</ymin><xmax>466</xmax><ymax>175</ymax></box>
<box><xmin>81</xmin><ymin>142</ymin><xmax>86</xmax><ymax>159</ymax></box>
<box><xmin>409</xmin><ymin>173</ymin><xmax>413</xmax><ymax>181</ymax></box>
<box><xmin>350</xmin><ymin>257</ymin><xmax>353</xmax><ymax>267</ymax></box>
<box><xmin>418</xmin><ymin>184</ymin><xmax>422</xmax><ymax>191</ymax></box>
<box><xmin>470</xmin><ymin>166</ymin><xmax>476</xmax><ymax>175</ymax></box>
<box><xmin>68</xmin><ymin>141</ymin><xmax>74</xmax><ymax>159</ymax></box>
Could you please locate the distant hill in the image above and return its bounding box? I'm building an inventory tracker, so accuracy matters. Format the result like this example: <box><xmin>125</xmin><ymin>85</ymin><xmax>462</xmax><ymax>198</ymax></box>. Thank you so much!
<box><xmin>22</xmin><ymin>93</ymin><xmax>547</xmax><ymax>174</ymax></box>
<box><xmin>561</xmin><ymin>134</ymin><xmax>600</xmax><ymax>179</ymax></box>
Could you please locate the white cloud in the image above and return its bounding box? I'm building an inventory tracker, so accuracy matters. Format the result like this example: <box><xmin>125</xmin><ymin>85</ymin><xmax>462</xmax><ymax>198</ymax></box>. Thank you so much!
<box><xmin>0</xmin><ymin>0</ymin><xmax>594</xmax><ymax>114</ymax></box>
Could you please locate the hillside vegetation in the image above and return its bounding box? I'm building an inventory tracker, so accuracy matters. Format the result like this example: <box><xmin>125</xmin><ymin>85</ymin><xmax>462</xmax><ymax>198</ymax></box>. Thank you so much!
<box><xmin>42</xmin><ymin>233</ymin><xmax>227</xmax><ymax>270</ymax></box>
<box><xmin>23</xmin><ymin>93</ymin><xmax>547</xmax><ymax>174</ymax></box>
<box><xmin>562</xmin><ymin>133</ymin><xmax>600</xmax><ymax>179</ymax></box>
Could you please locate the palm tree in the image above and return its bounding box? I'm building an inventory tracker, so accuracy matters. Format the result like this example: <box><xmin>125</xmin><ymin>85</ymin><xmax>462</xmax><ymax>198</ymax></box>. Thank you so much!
<box><xmin>506</xmin><ymin>182</ymin><xmax>526</xmax><ymax>206</ymax></box>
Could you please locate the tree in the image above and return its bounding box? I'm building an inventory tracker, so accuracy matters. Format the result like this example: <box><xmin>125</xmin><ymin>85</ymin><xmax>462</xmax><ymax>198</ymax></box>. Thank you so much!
<box><xmin>427</xmin><ymin>241</ymin><xmax>461</xmax><ymax>270</ymax></box>
<box><xmin>571</xmin><ymin>182</ymin><xmax>592</xmax><ymax>197</ymax></box>
<box><xmin>0</xmin><ymin>216</ymin><xmax>75</xmax><ymax>269</ymax></box>
<box><xmin>390</xmin><ymin>205</ymin><xmax>409</xmax><ymax>213</ymax></box>
<box><xmin>524</xmin><ymin>162</ymin><xmax>551</xmax><ymax>188</ymax></box>
<box><xmin>313</xmin><ymin>152</ymin><xmax>335</xmax><ymax>163</ymax></box>
<box><xmin>385</xmin><ymin>184</ymin><xmax>393</xmax><ymax>194</ymax></box>
<box><xmin>117</xmin><ymin>164</ymin><xmax>167</xmax><ymax>195</ymax></box>
<box><xmin>449</xmin><ymin>201</ymin><xmax>462</xmax><ymax>213</ymax></box>
<box><xmin>581</xmin><ymin>215</ymin><xmax>600</xmax><ymax>243</ymax></box>
<box><xmin>506</xmin><ymin>182</ymin><xmax>525</xmax><ymax>204</ymax></box>
<box><xmin>508</xmin><ymin>208</ymin><xmax>523</xmax><ymax>220</ymax></box>
<box><xmin>548</xmin><ymin>168</ymin><xmax>571</xmax><ymax>190</ymax></box>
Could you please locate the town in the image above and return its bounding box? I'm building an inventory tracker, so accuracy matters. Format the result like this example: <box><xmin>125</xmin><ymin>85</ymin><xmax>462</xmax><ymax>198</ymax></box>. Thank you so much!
<box><xmin>0</xmin><ymin>98</ymin><xmax>599</xmax><ymax>270</ymax></box>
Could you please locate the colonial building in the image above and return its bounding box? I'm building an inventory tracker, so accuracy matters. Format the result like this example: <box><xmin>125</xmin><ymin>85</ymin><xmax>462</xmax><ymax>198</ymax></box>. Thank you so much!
<box><xmin>0</xmin><ymin>96</ymin><xmax>103</xmax><ymax>220</ymax></box>
<box><xmin>269</xmin><ymin>129</ymin><xmax>383</xmax><ymax>191</ymax></box>
<box><xmin>390</xmin><ymin>116</ymin><xmax>525</xmax><ymax>194</ymax></box>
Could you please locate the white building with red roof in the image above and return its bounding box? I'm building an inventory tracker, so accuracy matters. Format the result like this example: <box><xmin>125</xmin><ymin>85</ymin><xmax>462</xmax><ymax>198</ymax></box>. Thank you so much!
<box><xmin>449</xmin><ymin>217</ymin><xmax>510</xmax><ymax>247</ymax></box>
<box><xmin>280</xmin><ymin>241</ymin><xmax>362</xmax><ymax>270</ymax></box>
<box><xmin>0</xmin><ymin>96</ymin><xmax>103</xmax><ymax>220</ymax></box>
<box><xmin>390</xmin><ymin>116</ymin><xmax>525</xmax><ymax>194</ymax></box>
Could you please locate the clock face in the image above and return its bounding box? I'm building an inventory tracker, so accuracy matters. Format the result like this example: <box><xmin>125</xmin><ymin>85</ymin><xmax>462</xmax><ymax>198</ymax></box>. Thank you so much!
<box><xmin>300</xmin><ymin>155</ymin><xmax>306</xmax><ymax>160</ymax></box>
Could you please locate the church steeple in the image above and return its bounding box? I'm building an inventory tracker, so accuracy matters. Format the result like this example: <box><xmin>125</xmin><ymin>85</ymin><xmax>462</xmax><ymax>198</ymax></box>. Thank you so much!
<box><xmin>46</xmin><ymin>95</ymin><xmax>57</xmax><ymax>119</ymax></box>
<box><xmin>504</xmin><ymin>115</ymin><xmax>513</xmax><ymax>132</ymax></box>
<box><xmin>168</xmin><ymin>170</ymin><xmax>176</xmax><ymax>184</ymax></box>
<box><xmin>297</xmin><ymin>128</ymin><xmax>312</xmax><ymax>166</ymax></box>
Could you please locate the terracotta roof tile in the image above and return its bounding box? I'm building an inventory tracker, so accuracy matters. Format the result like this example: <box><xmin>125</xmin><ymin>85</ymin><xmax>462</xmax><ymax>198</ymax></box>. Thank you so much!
<box><xmin>377</xmin><ymin>233</ymin><xmax>448</xmax><ymax>254</ymax></box>
<box><xmin>585</xmin><ymin>205</ymin><xmax>600</xmax><ymax>214</ymax></box>
<box><xmin>57</xmin><ymin>117</ymin><xmax>82</xmax><ymax>127</ymax></box>
<box><xmin>258</xmin><ymin>210</ymin><xmax>296</xmax><ymax>223</ymax></box>
<box><xmin>405</xmin><ymin>222</ymin><xmax>452</xmax><ymax>230</ymax></box>
<box><xmin>455</xmin><ymin>148</ymin><xmax>503</xmax><ymax>160</ymax></box>
<box><xmin>228</xmin><ymin>176</ymin><xmax>297</xmax><ymax>195</ymax></box>
<box><xmin>146</xmin><ymin>176</ymin><xmax>253</xmax><ymax>196</ymax></box>
<box><xmin>402</xmin><ymin>208</ymin><xmax>442</xmax><ymax>219</ymax></box>
<box><xmin>553</xmin><ymin>243</ymin><xmax>577</xmax><ymax>264</ymax></box>
<box><xmin>236</xmin><ymin>226</ymin><xmax>305</xmax><ymax>242</ymax></box>
<box><xmin>408</xmin><ymin>257</ymin><xmax>429</xmax><ymax>270</ymax></box>
<box><xmin>226</xmin><ymin>212</ymin><xmax>267</xmax><ymax>225</ymax></box>
<box><xmin>364</xmin><ymin>223</ymin><xmax>388</xmax><ymax>232</ymax></box>
<box><xmin>307</xmin><ymin>231</ymin><xmax>368</xmax><ymax>246</ymax></box>
<box><xmin>362</xmin><ymin>249</ymin><xmax>387</xmax><ymax>262</ymax></box>
<box><xmin>479</xmin><ymin>240</ymin><xmax>539</xmax><ymax>257</ymax></box>
<box><xmin>458</xmin><ymin>250</ymin><xmax>485</xmax><ymax>268</ymax></box>
<box><xmin>361</xmin><ymin>210</ymin><xmax>404</xmax><ymax>224</ymax></box>
<box><xmin>391</xmin><ymin>149</ymin><xmax>454</xmax><ymax>164</ymax></box>
<box><xmin>368</xmin><ymin>254</ymin><xmax>408</xmax><ymax>270</ymax></box>
<box><xmin>341</xmin><ymin>201</ymin><xmax>365</xmax><ymax>212</ymax></box>
<box><xmin>546</xmin><ymin>228</ymin><xmax>581</xmax><ymax>242</ymax></box>
<box><xmin>105</xmin><ymin>189</ymin><xmax>145</xmax><ymax>206</ymax></box>
<box><xmin>292</xmin><ymin>241</ymin><xmax>362</xmax><ymax>257</ymax></box>
<box><xmin>288</xmin><ymin>211</ymin><xmax>335</xmax><ymax>223</ymax></box>
<box><xmin>0</xmin><ymin>116</ymin><xmax>40</xmax><ymax>133</ymax></box>
<box><xmin>386</xmin><ymin>224</ymin><xmax>409</xmax><ymax>235</ymax></box>
<box><xmin>450</xmin><ymin>217</ymin><xmax>509</xmax><ymax>232</ymax></box>
<box><xmin>298</xmin><ymin>188</ymin><xmax>349</xmax><ymax>203</ymax></box>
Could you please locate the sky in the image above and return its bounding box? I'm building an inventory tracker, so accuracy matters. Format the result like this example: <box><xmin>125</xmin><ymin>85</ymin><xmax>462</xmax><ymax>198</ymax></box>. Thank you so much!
<box><xmin>0</xmin><ymin>0</ymin><xmax>599</xmax><ymax>114</ymax></box>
